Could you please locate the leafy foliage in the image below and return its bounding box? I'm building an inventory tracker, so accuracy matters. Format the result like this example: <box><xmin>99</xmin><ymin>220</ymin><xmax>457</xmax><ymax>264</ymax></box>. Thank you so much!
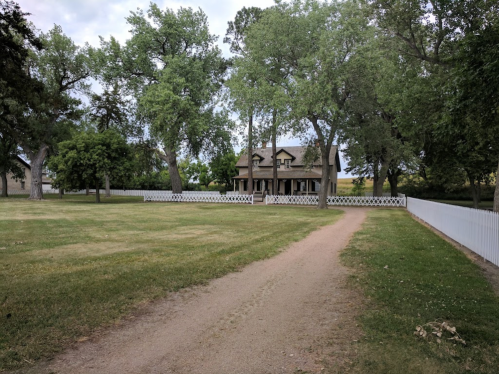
<box><xmin>48</xmin><ymin>131</ymin><xmax>133</xmax><ymax>202</ymax></box>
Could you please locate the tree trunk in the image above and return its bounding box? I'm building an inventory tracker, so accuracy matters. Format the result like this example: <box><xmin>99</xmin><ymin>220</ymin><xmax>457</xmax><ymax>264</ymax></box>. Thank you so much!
<box><xmin>387</xmin><ymin>168</ymin><xmax>400</xmax><ymax>197</ymax></box>
<box><xmin>28</xmin><ymin>145</ymin><xmax>49</xmax><ymax>200</ymax></box>
<box><xmin>494</xmin><ymin>157</ymin><xmax>499</xmax><ymax>213</ymax></box>
<box><xmin>318</xmin><ymin>151</ymin><xmax>331</xmax><ymax>209</ymax></box>
<box><xmin>309</xmin><ymin>116</ymin><xmax>333</xmax><ymax>209</ymax></box>
<box><xmin>388</xmin><ymin>174</ymin><xmax>398</xmax><ymax>197</ymax></box>
<box><xmin>86</xmin><ymin>184</ymin><xmax>90</xmax><ymax>195</ymax></box>
<box><xmin>164</xmin><ymin>147</ymin><xmax>182</xmax><ymax>194</ymax></box>
<box><xmin>470</xmin><ymin>180</ymin><xmax>480</xmax><ymax>209</ymax></box>
<box><xmin>1</xmin><ymin>173</ymin><xmax>8</xmax><ymax>197</ymax></box>
<box><xmin>272</xmin><ymin>111</ymin><xmax>278</xmax><ymax>195</ymax></box>
<box><xmin>247</xmin><ymin>114</ymin><xmax>253</xmax><ymax>195</ymax></box>
<box><xmin>58</xmin><ymin>188</ymin><xmax>64</xmax><ymax>199</ymax></box>
<box><xmin>374</xmin><ymin>158</ymin><xmax>390</xmax><ymax>197</ymax></box>
<box><xmin>95</xmin><ymin>179</ymin><xmax>101</xmax><ymax>203</ymax></box>
<box><xmin>105</xmin><ymin>174</ymin><xmax>111</xmax><ymax>197</ymax></box>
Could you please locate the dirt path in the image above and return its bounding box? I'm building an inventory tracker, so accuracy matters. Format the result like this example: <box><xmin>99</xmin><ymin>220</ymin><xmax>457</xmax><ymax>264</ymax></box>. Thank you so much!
<box><xmin>38</xmin><ymin>207</ymin><xmax>369</xmax><ymax>374</ymax></box>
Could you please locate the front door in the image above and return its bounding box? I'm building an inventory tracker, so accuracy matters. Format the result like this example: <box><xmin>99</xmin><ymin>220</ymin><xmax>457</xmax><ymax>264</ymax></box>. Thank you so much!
<box><xmin>284</xmin><ymin>180</ymin><xmax>292</xmax><ymax>195</ymax></box>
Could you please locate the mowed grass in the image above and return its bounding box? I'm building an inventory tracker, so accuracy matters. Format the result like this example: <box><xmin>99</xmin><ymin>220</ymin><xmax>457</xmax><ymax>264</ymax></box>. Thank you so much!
<box><xmin>341</xmin><ymin>209</ymin><xmax>499</xmax><ymax>374</ymax></box>
<box><xmin>0</xmin><ymin>196</ymin><xmax>343</xmax><ymax>371</ymax></box>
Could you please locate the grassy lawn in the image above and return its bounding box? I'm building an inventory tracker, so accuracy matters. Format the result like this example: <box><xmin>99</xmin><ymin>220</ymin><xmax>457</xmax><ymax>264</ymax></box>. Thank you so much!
<box><xmin>429</xmin><ymin>199</ymin><xmax>494</xmax><ymax>210</ymax></box>
<box><xmin>0</xmin><ymin>195</ymin><xmax>343</xmax><ymax>371</ymax></box>
<box><xmin>341</xmin><ymin>209</ymin><xmax>499</xmax><ymax>374</ymax></box>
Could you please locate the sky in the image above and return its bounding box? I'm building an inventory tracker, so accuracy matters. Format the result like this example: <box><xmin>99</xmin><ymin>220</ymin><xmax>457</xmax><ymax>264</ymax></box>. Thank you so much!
<box><xmin>16</xmin><ymin>0</ymin><xmax>352</xmax><ymax>178</ymax></box>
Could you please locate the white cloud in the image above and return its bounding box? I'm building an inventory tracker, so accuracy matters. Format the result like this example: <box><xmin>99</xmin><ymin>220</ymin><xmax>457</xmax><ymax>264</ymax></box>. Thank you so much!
<box><xmin>17</xmin><ymin>0</ymin><xmax>276</xmax><ymax>53</ymax></box>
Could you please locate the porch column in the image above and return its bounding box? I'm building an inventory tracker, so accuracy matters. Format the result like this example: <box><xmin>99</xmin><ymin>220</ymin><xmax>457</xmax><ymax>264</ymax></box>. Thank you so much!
<box><xmin>306</xmin><ymin>179</ymin><xmax>309</xmax><ymax>196</ymax></box>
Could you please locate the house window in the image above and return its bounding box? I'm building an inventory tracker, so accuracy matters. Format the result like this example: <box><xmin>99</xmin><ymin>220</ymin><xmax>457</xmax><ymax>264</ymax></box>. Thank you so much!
<box><xmin>277</xmin><ymin>160</ymin><xmax>281</xmax><ymax>169</ymax></box>
<box><xmin>21</xmin><ymin>181</ymin><xmax>25</xmax><ymax>190</ymax></box>
<box><xmin>253</xmin><ymin>160</ymin><xmax>259</xmax><ymax>167</ymax></box>
<box><xmin>285</xmin><ymin>159</ymin><xmax>290</xmax><ymax>169</ymax></box>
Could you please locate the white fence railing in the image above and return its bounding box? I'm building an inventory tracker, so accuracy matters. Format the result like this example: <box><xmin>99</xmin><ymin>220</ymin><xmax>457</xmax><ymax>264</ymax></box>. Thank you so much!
<box><xmin>407</xmin><ymin>198</ymin><xmax>499</xmax><ymax>267</ymax></box>
<box><xmin>363</xmin><ymin>192</ymin><xmax>406</xmax><ymax>198</ymax></box>
<box><xmin>144</xmin><ymin>193</ymin><xmax>253</xmax><ymax>204</ymax></box>
<box><xmin>0</xmin><ymin>189</ymin><xmax>28</xmax><ymax>195</ymax></box>
<box><xmin>265</xmin><ymin>194</ymin><xmax>406</xmax><ymax>207</ymax></box>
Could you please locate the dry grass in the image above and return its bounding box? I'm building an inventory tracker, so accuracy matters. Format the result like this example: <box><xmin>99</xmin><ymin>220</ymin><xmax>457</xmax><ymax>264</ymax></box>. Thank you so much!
<box><xmin>0</xmin><ymin>195</ymin><xmax>343</xmax><ymax>371</ymax></box>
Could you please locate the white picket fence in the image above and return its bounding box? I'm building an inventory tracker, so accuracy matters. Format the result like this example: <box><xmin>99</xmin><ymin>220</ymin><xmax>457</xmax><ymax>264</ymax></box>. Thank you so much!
<box><xmin>0</xmin><ymin>189</ymin><xmax>27</xmax><ymax>195</ymax></box>
<box><xmin>265</xmin><ymin>194</ymin><xmax>406</xmax><ymax>207</ymax></box>
<box><xmin>407</xmin><ymin>198</ymin><xmax>499</xmax><ymax>267</ymax></box>
<box><xmin>144</xmin><ymin>192</ymin><xmax>253</xmax><ymax>204</ymax></box>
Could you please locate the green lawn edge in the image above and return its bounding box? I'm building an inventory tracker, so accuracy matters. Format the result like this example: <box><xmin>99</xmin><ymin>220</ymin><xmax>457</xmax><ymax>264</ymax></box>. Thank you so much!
<box><xmin>340</xmin><ymin>209</ymin><xmax>499</xmax><ymax>374</ymax></box>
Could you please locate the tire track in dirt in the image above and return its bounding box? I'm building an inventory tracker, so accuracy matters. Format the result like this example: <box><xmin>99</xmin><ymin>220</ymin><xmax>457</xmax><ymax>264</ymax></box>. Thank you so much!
<box><xmin>36</xmin><ymin>207</ymin><xmax>369</xmax><ymax>374</ymax></box>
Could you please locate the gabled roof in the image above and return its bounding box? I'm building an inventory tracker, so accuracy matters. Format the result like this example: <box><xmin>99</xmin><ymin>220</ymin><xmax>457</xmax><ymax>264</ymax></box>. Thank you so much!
<box><xmin>275</xmin><ymin>149</ymin><xmax>296</xmax><ymax>161</ymax></box>
<box><xmin>236</xmin><ymin>145</ymin><xmax>341</xmax><ymax>171</ymax></box>
<box><xmin>252</xmin><ymin>152</ymin><xmax>265</xmax><ymax>161</ymax></box>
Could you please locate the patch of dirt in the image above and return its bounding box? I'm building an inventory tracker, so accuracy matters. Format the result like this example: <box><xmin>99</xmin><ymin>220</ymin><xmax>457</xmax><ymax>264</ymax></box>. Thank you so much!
<box><xmin>410</xmin><ymin>214</ymin><xmax>499</xmax><ymax>296</ymax></box>
<box><xmin>25</xmin><ymin>207</ymin><xmax>369</xmax><ymax>374</ymax></box>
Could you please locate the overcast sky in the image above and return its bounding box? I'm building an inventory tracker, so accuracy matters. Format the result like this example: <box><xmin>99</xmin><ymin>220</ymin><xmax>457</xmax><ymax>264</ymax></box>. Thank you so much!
<box><xmin>16</xmin><ymin>0</ymin><xmax>352</xmax><ymax>178</ymax></box>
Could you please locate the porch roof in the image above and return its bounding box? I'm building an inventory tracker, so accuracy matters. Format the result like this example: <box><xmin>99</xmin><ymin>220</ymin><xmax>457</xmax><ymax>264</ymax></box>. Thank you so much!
<box><xmin>233</xmin><ymin>170</ymin><xmax>323</xmax><ymax>180</ymax></box>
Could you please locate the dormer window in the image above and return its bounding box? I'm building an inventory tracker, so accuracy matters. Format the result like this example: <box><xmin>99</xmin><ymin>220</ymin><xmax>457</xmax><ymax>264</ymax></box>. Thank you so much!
<box><xmin>277</xmin><ymin>160</ymin><xmax>281</xmax><ymax>169</ymax></box>
<box><xmin>285</xmin><ymin>159</ymin><xmax>290</xmax><ymax>169</ymax></box>
<box><xmin>253</xmin><ymin>160</ymin><xmax>259</xmax><ymax>167</ymax></box>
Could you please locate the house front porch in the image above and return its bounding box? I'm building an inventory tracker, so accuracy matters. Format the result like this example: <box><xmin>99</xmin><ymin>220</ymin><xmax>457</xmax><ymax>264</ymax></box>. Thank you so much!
<box><xmin>233</xmin><ymin>170</ymin><xmax>337</xmax><ymax>196</ymax></box>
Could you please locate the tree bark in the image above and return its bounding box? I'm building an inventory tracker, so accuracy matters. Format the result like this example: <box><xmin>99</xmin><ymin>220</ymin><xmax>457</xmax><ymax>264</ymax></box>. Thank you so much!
<box><xmin>164</xmin><ymin>147</ymin><xmax>182</xmax><ymax>194</ymax></box>
<box><xmin>309</xmin><ymin>116</ymin><xmax>332</xmax><ymax>210</ymax></box>
<box><xmin>272</xmin><ymin>111</ymin><xmax>278</xmax><ymax>195</ymax></box>
<box><xmin>247</xmin><ymin>114</ymin><xmax>254</xmax><ymax>195</ymax></box>
<box><xmin>470</xmin><ymin>180</ymin><xmax>480</xmax><ymax>209</ymax></box>
<box><xmin>494</xmin><ymin>157</ymin><xmax>499</xmax><ymax>213</ymax></box>
<box><xmin>374</xmin><ymin>158</ymin><xmax>390</xmax><ymax>197</ymax></box>
<box><xmin>387</xmin><ymin>168</ymin><xmax>401</xmax><ymax>197</ymax></box>
<box><xmin>58</xmin><ymin>188</ymin><xmax>64</xmax><ymax>199</ymax></box>
<box><xmin>387</xmin><ymin>173</ymin><xmax>398</xmax><ymax>197</ymax></box>
<box><xmin>95</xmin><ymin>179</ymin><xmax>100</xmax><ymax>203</ymax></box>
<box><xmin>1</xmin><ymin>173</ymin><xmax>8</xmax><ymax>197</ymax></box>
<box><xmin>105</xmin><ymin>174</ymin><xmax>111</xmax><ymax>197</ymax></box>
<box><xmin>86</xmin><ymin>184</ymin><xmax>90</xmax><ymax>195</ymax></box>
<box><xmin>28</xmin><ymin>145</ymin><xmax>49</xmax><ymax>200</ymax></box>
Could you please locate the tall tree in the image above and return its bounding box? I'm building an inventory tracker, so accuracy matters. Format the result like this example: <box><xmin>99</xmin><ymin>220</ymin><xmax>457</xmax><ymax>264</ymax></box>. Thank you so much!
<box><xmin>0</xmin><ymin>1</ymin><xmax>43</xmax><ymax>197</ymax></box>
<box><xmin>7</xmin><ymin>25</ymin><xmax>91</xmax><ymax>200</ymax></box>
<box><xmin>245</xmin><ymin>0</ymin><xmax>370</xmax><ymax>208</ymax></box>
<box><xmin>371</xmin><ymin>0</ymin><xmax>499</xmax><ymax>209</ymax></box>
<box><xmin>225</xmin><ymin>6</ymin><xmax>263</xmax><ymax>195</ymax></box>
<box><xmin>89</xmin><ymin>83</ymin><xmax>130</xmax><ymax>197</ymax></box>
<box><xmin>98</xmin><ymin>5</ymin><xmax>231</xmax><ymax>194</ymax></box>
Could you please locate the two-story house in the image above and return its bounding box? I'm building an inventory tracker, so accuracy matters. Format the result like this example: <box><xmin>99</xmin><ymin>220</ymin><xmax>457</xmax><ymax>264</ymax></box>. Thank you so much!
<box><xmin>234</xmin><ymin>142</ymin><xmax>341</xmax><ymax>196</ymax></box>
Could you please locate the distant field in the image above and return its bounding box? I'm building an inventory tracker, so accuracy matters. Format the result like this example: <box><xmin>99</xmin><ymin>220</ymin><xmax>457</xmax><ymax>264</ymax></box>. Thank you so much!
<box><xmin>0</xmin><ymin>196</ymin><xmax>343</xmax><ymax>370</ymax></box>
<box><xmin>337</xmin><ymin>177</ymin><xmax>391</xmax><ymax>195</ymax></box>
